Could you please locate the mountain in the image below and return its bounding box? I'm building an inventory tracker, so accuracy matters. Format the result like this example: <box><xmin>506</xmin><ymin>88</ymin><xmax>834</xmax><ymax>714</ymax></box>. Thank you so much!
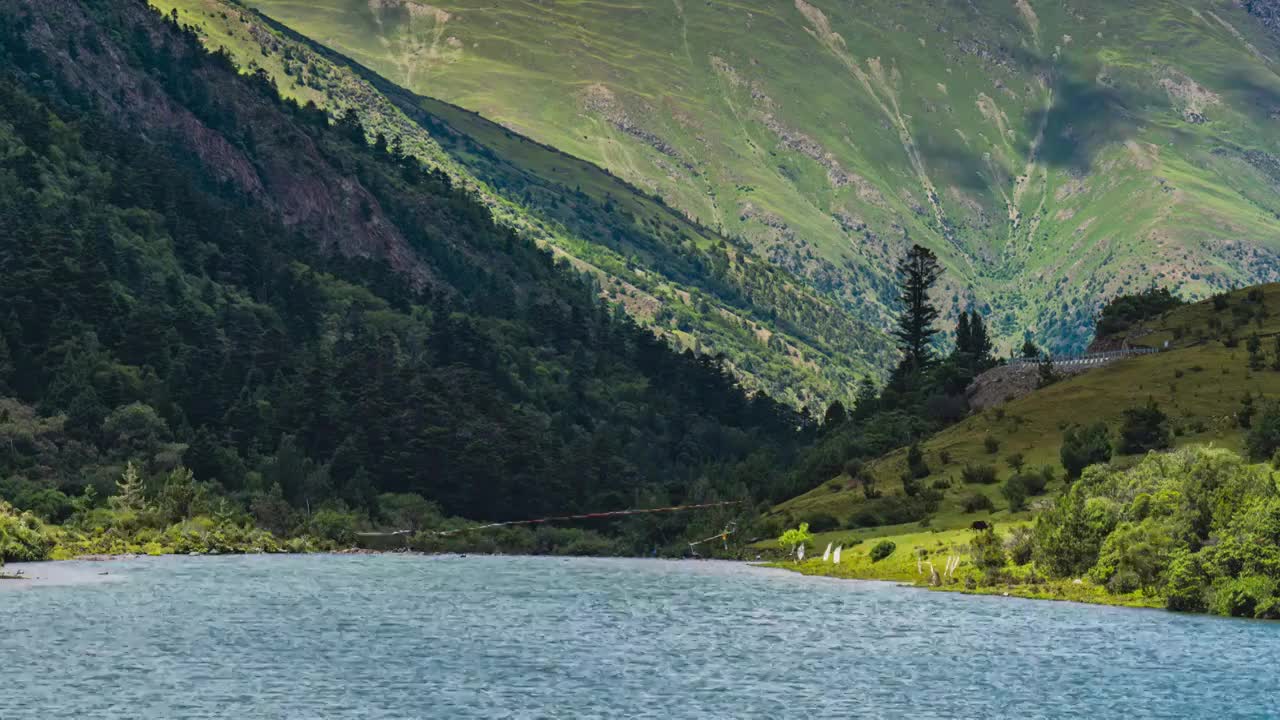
<box><xmin>0</xmin><ymin>0</ymin><xmax>807</xmax><ymax>549</ymax></box>
<box><xmin>240</xmin><ymin>0</ymin><xmax>1280</xmax><ymax>353</ymax></box>
<box><xmin>150</xmin><ymin>0</ymin><xmax>891</xmax><ymax>410</ymax></box>
<box><xmin>772</xmin><ymin>283</ymin><xmax>1280</xmax><ymax>533</ymax></box>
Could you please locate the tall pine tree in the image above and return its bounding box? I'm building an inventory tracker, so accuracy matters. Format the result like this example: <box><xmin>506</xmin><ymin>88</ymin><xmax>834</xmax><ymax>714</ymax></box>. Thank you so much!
<box><xmin>955</xmin><ymin>311</ymin><xmax>972</xmax><ymax>356</ymax></box>
<box><xmin>967</xmin><ymin>311</ymin><xmax>994</xmax><ymax>370</ymax></box>
<box><xmin>890</xmin><ymin>245</ymin><xmax>942</xmax><ymax>388</ymax></box>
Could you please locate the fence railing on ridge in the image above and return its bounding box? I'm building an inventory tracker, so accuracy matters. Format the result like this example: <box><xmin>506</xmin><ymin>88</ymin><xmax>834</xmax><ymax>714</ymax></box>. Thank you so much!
<box><xmin>1006</xmin><ymin>346</ymin><xmax>1161</xmax><ymax>368</ymax></box>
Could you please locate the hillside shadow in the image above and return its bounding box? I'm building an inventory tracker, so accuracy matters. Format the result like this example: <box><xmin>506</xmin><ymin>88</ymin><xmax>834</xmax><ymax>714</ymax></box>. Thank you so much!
<box><xmin>917</xmin><ymin>132</ymin><xmax>997</xmax><ymax>194</ymax></box>
<box><xmin>1031</xmin><ymin>72</ymin><xmax>1145</xmax><ymax>174</ymax></box>
<box><xmin>1220</xmin><ymin>69</ymin><xmax>1280</xmax><ymax>124</ymax></box>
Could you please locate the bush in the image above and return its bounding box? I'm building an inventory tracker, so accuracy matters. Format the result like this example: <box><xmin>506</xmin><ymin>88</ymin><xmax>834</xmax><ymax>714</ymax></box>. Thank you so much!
<box><xmin>1001</xmin><ymin>475</ymin><xmax>1028</xmax><ymax>512</ymax></box>
<box><xmin>1208</xmin><ymin>575</ymin><xmax>1277</xmax><ymax>618</ymax></box>
<box><xmin>1247</xmin><ymin>402</ymin><xmax>1280</xmax><ymax>461</ymax></box>
<box><xmin>804</xmin><ymin>512</ymin><xmax>840</xmax><ymax>533</ymax></box>
<box><xmin>906</xmin><ymin>443</ymin><xmax>929</xmax><ymax>478</ymax></box>
<box><xmin>1060</xmin><ymin>423</ymin><xmax>1112</xmax><ymax>478</ymax></box>
<box><xmin>962</xmin><ymin>492</ymin><xmax>995</xmax><ymax>513</ymax></box>
<box><xmin>983</xmin><ymin>435</ymin><xmax>1000</xmax><ymax>454</ymax></box>
<box><xmin>970</xmin><ymin>526</ymin><xmax>1007</xmax><ymax>581</ymax></box>
<box><xmin>777</xmin><ymin>522</ymin><xmax>814</xmax><ymax>553</ymax></box>
<box><xmin>1025</xmin><ymin>466</ymin><xmax>1053</xmax><ymax>495</ymax></box>
<box><xmin>870</xmin><ymin>540</ymin><xmax>896</xmax><ymax>562</ymax></box>
<box><xmin>961</xmin><ymin>464</ymin><xmax>998</xmax><ymax>485</ymax></box>
<box><xmin>1087</xmin><ymin>519</ymin><xmax>1178</xmax><ymax>594</ymax></box>
<box><xmin>1164</xmin><ymin>549</ymin><xmax>1208</xmax><ymax>612</ymax></box>
<box><xmin>307</xmin><ymin>508</ymin><xmax>360</xmax><ymax>546</ymax></box>
<box><xmin>536</xmin><ymin>527</ymin><xmax>620</xmax><ymax>556</ymax></box>
<box><xmin>378</xmin><ymin>493</ymin><xmax>443</xmax><ymax>532</ymax></box>
<box><xmin>1005</xmin><ymin>452</ymin><xmax>1025</xmax><ymax>473</ymax></box>
<box><xmin>1033</xmin><ymin>478</ymin><xmax>1121</xmax><ymax>577</ymax></box>
<box><xmin>1006</xmin><ymin>526</ymin><xmax>1034</xmax><ymax>565</ymax></box>
<box><xmin>0</xmin><ymin>500</ymin><xmax>55</xmax><ymax>563</ymax></box>
<box><xmin>1117</xmin><ymin>399</ymin><xmax>1171</xmax><ymax>454</ymax></box>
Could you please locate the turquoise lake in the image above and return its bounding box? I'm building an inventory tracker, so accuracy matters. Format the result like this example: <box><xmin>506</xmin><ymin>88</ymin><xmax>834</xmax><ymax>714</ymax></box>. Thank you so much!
<box><xmin>1</xmin><ymin>554</ymin><xmax>1277</xmax><ymax>718</ymax></box>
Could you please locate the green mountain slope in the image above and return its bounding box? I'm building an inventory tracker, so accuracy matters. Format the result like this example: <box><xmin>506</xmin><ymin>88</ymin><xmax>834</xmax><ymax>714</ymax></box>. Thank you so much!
<box><xmin>243</xmin><ymin>0</ymin><xmax>1280</xmax><ymax>352</ymax></box>
<box><xmin>773</xmin><ymin>283</ymin><xmax>1280</xmax><ymax>532</ymax></box>
<box><xmin>0</xmin><ymin>0</ymin><xmax>807</xmax><ymax>549</ymax></box>
<box><xmin>153</xmin><ymin>0</ymin><xmax>890</xmax><ymax>409</ymax></box>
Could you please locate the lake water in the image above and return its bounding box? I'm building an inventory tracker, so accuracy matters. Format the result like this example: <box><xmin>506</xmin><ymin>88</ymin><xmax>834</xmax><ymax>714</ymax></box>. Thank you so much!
<box><xmin>1</xmin><ymin>554</ymin><xmax>1277</xmax><ymax>719</ymax></box>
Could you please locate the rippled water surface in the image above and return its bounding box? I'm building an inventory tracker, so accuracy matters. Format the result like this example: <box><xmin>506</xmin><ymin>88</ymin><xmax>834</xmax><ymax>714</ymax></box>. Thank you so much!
<box><xmin>2</xmin><ymin>554</ymin><xmax>1278</xmax><ymax>718</ymax></box>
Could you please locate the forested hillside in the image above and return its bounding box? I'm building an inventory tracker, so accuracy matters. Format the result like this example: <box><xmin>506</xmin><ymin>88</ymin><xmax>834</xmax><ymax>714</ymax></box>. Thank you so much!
<box><xmin>0</xmin><ymin>0</ymin><xmax>807</xmax><ymax>554</ymax></box>
<box><xmin>146</xmin><ymin>0</ymin><xmax>889</xmax><ymax>411</ymax></box>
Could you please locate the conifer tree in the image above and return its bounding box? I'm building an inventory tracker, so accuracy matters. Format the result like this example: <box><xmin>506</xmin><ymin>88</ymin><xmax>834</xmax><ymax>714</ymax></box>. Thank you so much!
<box><xmin>955</xmin><ymin>312</ymin><xmax>972</xmax><ymax>356</ymax></box>
<box><xmin>111</xmin><ymin>461</ymin><xmax>147</xmax><ymax>513</ymax></box>
<box><xmin>968</xmin><ymin>312</ymin><xmax>994</xmax><ymax>369</ymax></box>
<box><xmin>891</xmin><ymin>244</ymin><xmax>942</xmax><ymax>385</ymax></box>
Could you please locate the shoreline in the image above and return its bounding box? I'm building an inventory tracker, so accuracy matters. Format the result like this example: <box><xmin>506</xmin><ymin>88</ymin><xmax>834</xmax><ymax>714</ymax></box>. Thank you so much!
<box><xmin>770</xmin><ymin>561</ymin><xmax>1164</xmax><ymax>611</ymax></box>
<box><xmin>0</xmin><ymin>552</ymin><xmax>1171</xmax><ymax>615</ymax></box>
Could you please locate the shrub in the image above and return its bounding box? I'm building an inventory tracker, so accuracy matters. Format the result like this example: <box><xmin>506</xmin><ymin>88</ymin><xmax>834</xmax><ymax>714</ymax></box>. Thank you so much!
<box><xmin>1023</xmin><ymin>466</ymin><xmax>1053</xmax><ymax>496</ymax></box>
<box><xmin>1001</xmin><ymin>475</ymin><xmax>1028</xmax><ymax>512</ymax></box>
<box><xmin>1247</xmin><ymin>402</ymin><xmax>1280</xmax><ymax>461</ymax></box>
<box><xmin>931</xmin><ymin>478</ymin><xmax>952</xmax><ymax>490</ymax></box>
<box><xmin>1033</xmin><ymin>482</ymin><xmax>1120</xmax><ymax>577</ymax></box>
<box><xmin>962</xmin><ymin>492</ymin><xmax>995</xmax><ymax>513</ymax></box>
<box><xmin>1006</xmin><ymin>526</ymin><xmax>1034</xmax><ymax>565</ymax></box>
<box><xmin>1060</xmin><ymin>423</ymin><xmax>1112</xmax><ymax>478</ymax></box>
<box><xmin>154</xmin><ymin>467</ymin><xmax>213</xmax><ymax>525</ymax></box>
<box><xmin>983</xmin><ymin>435</ymin><xmax>1000</xmax><ymax>454</ymax></box>
<box><xmin>378</xmin><ymin>493</ymin><xmax>443</xmax><ymax>532</ymax></box>
<box><xmin>0</xmin><ymin>500</ymin><xmax>54</xmax><ymax>563</ymax></box>
<box><xmin>777</xmin><ymin>523</ymin><xmax>814</xmax><ymax>554</ymax></box>
<box><xmin>961</xmin><ymin>464</ymin><xmax>998</xmax><ymax>485</ymax></box>
<box><xmin>970</xmin><ymin>526</ymin><xmax>1007</xmax><ymax>581</ymax></box>
<box><xmin>1087</xmin><ymin>519</ymin><xmax>1178</xmax><ymax>594</ymax></box>
<box><xmin>1239</xmin><ymin>394</ymin><xmax>1256</xmax><ymax>429</ymax></box>
<box><xmin>906</xmin><ymin>443</ymin><xmax>929</xmax><ymax>478</ymax></box>
<box><xmin>938</xmin><ymin>450</ymin><xmax>952</xmax><ymax>466</ymax></box>
<box><xmin>1005</xmin><ymin>452</ymin><xmax>1025</xmax><ymax>473</ymax></box>
<box><xmin>1118</xmin><ymin>399</ymin><xmax>1171</xmax><ymax>454</ymax></box>
<box><xmin>307</xmin><ymin>508</ymin><xmax>359</xmax><ymax>546</ymax></box>
<box><xmin>804</xmin><ymin>512</ymin><xmax>840</xmax><ymax>533</ymax></box>
<box><xmin>869</xmin><ymin>540</ymin><xmax>896</xmax><ymax>562</ymax></box>
<box><xmin>1208</xmin><ymin>575</ymin><xmax>1277</xmax><ymax>618</ymax></box>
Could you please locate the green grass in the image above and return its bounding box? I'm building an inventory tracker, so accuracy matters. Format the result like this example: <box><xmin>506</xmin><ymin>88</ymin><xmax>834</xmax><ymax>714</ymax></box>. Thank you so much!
<box><xmin>776</xmin><ymin>283</ymin><xmax>1280</xmax><ymax>530</ymax></box>
<box><xmin>760</xmin><ymin>524</ymin><xmax>1163</xmax><ymax>610</ymax></box>
<box><xmin>239</xmin><ymin>0</ymin><xmax>1280</xmax><ymax>356</ymax></box>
